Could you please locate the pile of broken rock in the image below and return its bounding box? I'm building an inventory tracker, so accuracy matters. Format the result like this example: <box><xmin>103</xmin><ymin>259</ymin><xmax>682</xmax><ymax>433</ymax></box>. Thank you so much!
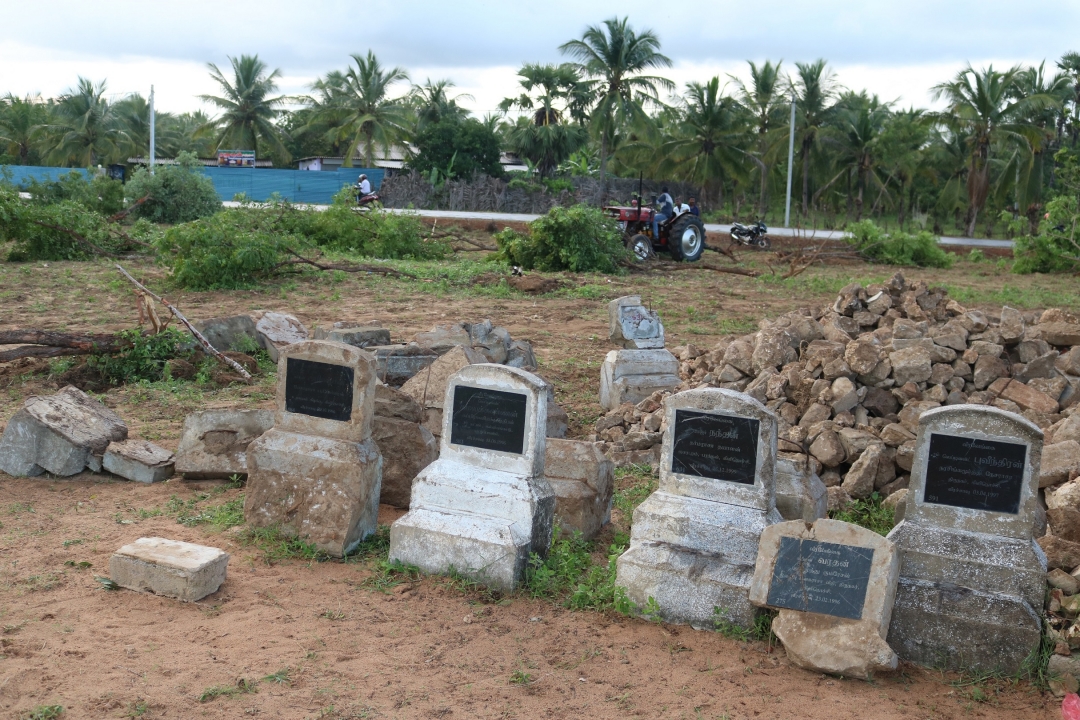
<box><xmin>594</xmin><ymin>272</ymin><xmax>1080</xmax><ymax>515</ymax></box>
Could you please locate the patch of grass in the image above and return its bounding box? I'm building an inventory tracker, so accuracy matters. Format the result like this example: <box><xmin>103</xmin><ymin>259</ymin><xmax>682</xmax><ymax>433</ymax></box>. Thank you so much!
<box><xmin>714</xmin><ymin>317</ymin><xmax>758</xmax><ymax>335</ymax></box>
<box><xmin>237</xmin><ymin>525</ymin><xmax>328</xmax><ymax>562</ymax></box>
<box><xmin>829</xmin><ymin>492</ymin><xmax>894</xmax><ymax>536</ymax></box>
<box><xmin>197</xmin><ymin>677</ymin><xmax>258</xmax><ymax>702</ymax></box>
<box><xmin>944</xmin><ymin>282</ymin><xmax>1080</xmax><ymax>311</ymax></box>
<box><xmin>613</xmin><ymin>465</ymin><xmax>658</xmax><ymax>520</ymax></box>
<box><xmin>347</xmin><ymin>524</ymin><xmax>391</xmax><ymax>562</ymax></box>
<box><xmin>522</xmin><ymin>529</ymin><xmax>634</xmax><ymax>613</ymax></box>
<box><xmin>319</xmin><ymin>608</ymin><xmax>346</xmax><ymax>620</ymax></box>
<box><xmin>166</xmin><ymin>494</ymin><xmax>244</xmax><ymax>530</ymax></box>
<box><xmin>362</xmin><ymin>559</ymin><xmax>421</xmax><ymax>593</ymax></box>
<box><xmin>124</xmin><ymin>700</ymin><xmax>149</xmax><ymax>717</ymax></box>
<box><xmin>713</xmin><ymin>607</ymin><xmax>776</xmax><ymax>644</ymax></box>
<box><xmin>509</xmin><ymin>669</ymin><xmax>535</xmax><ymax>685</ymax></box>
<box><xmin>263</xmin><ymin>668</ymin><xmax>291</xmax><ymax>685</ymax></box>
<box><xmin>22</xmin><ymin>706</ymin><xmax>63</xmax><ymax>720</ymax></box>
<box><xmin>23</xmin><ymin>573</ymin><xmax>62</xmax><ymax>592</ymax></box>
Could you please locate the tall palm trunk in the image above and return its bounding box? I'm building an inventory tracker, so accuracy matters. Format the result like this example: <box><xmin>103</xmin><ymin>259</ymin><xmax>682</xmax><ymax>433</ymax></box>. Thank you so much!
<box><xmin>598</xmin><ymin>132</ymin><xmax>609</xmax><ymax>204</ymax></box>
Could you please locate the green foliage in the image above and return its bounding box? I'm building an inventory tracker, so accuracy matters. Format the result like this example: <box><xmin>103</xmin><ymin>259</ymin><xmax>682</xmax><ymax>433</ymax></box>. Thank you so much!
<box><xmin>22</xmin><ymin>706</ymin><xmax>64</xmax><ymax>720</ymax></box>
<box><xmin>86</xmin><ymin>328</ymin><xmax>186</xmax><ymax>384</ymax></box>
<box><xmin>829</xmin><ymin>492</ymin><xmax>895</xmax><ymax>536</ymax></box>
<box><xmin>236</xmin><ymin>525</ymin><xmax>328</xmax><ymax>561</ymax></box>
<box><xmin>124</xmin><ymin>152</ymin><xmax>221</xmax><ymax>224</ymax></box>
<box><xmin>0</xmin><ymin>185</ymin><xmax>132</xmax><ymax>261</ymax></box>
<box><xmin>613</xmin><ymin>465</ymin><xmax>658</xmax><ymax>519</ymax></box>
<box><xmin>523</xmin><ymin>529</ymin><xmax>633</xmax><ymax>613</ymax></box>
<box><xmin>845</xmin><ymin>219</ymin><xmax>954</xmax><ymax>268</ymax></box>
<box><xmin>21</xmin><ymin>171</ymin><xmax>124</xmax><ymax>215</ymax></box>
<box><xmin>167</xmin><ymin>494</ymin><xmax>245</xmax><ymax>530</ymax></box>
<box><xmin>1013</xmin><ymin>186</ymin><xmax>1080</xmax><ymax>274</ymax></box>
<box><xmin>198</xmin><ymin>678</ymin><xmax>258</xmax><ymax>702</ymax></box>
<box><xmin>713</xmin><ymin>607</ymin><xmax>777</xmax><ymax>643</ymax></box>
<box><xmin>495</xmin><ymin>204</ymin><xmax>628</xmax><ymax>273</ymax></box>
<box><xmin>410</xmin><ymin>117</ymin><xmax>503</xmax><ymax>180</ymax></box>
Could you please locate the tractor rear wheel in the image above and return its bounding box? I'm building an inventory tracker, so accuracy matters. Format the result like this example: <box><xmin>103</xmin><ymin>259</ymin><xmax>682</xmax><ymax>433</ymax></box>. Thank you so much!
<box><xmin>626</xmin><ymin>233</ymin><xmax>654</xmax><ymax>261</ymax></box>
<box><xmin>668</xmin><ymin>215</ymin><xmax>705</xmax><ymax>262</ymax></box>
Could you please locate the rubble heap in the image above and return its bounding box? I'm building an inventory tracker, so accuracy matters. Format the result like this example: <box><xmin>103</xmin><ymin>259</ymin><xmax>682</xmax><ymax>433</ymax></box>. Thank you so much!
<box><xmin>594</xmin><ymin>272</ymin><xmax>1080</xmax><ymax>508</ymax></box>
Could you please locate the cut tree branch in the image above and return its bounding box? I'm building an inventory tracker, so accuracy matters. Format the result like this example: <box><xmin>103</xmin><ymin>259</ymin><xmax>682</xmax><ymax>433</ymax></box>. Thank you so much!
<box><xmin>114</xmin><ymin>264</ymin><xmax>252</xmax><ymax>380</ymax></box>
<box><xmin>273</xmin><ymin>250</ymin><xmax>419</xmax><ymax>279</ymax></box>
<box><xmin>0</xmin><ymin>345</ymin><xmax>93</xmax><ymax>363</ymax></box>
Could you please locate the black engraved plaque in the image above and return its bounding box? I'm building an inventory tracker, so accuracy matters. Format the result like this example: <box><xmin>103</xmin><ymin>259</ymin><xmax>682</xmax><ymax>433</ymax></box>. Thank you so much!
<box><xmin>671</xmin><ymin>409</ymin><xmax>759</xmax><ymax>484</ymax></box>
<box><xmin>922</xmin><ymin>433</ymin><xmax>1027</xmax><ymax>514</ymax></box>
<box><xmin>766</xmin><ymin>537</ymin><xmax>874</xmax><ymax>620</ymax></box>
<box><xmin>284</xmin><ymin>358</ymin><xmax>354</xmax><ymax>422</ymax></box>
<box><xmin>449</xmin><ymin>385</ymin><xmax>528</xmax><ymax>454</ymax></box>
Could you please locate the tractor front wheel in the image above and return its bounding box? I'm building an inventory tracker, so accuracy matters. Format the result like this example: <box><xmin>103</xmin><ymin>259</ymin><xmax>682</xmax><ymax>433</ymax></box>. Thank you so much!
<box><xmin>626</xmin><ymin>233</ymin><xmax>654</xmax><ymax>261</ymax></box>
<box><xmin>669</xmin><ymin>215</ymin><xmax>705</xmax><ymax>262</ymax></box>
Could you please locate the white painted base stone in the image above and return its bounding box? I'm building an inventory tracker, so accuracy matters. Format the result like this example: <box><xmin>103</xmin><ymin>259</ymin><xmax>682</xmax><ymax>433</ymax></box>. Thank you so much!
<box><xmin>109</xmin><ymin>537</ymin><xmax>229</xmax><ymax>602</ymax></box>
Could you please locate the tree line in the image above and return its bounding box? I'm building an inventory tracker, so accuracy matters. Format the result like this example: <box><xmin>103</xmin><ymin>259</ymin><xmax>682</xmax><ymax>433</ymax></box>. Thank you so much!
<box><xmin>1</xmin><ymin>16</ymin><xmax>1078</xmax><ymax>236</ymax></box>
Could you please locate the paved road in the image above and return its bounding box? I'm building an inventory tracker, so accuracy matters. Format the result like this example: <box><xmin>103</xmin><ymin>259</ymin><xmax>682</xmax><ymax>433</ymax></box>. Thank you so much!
<box><xmin>218</xmin><ymin>202</ymin><xmax>1014</xmax><ymax>249</ymax></box>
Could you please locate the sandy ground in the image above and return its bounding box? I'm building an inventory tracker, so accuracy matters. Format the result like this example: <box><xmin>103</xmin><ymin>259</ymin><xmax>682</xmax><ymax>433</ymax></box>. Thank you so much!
<box><xmin>0</xmin><ymin>244</ymin><xmax>1074</xmax><ymax>719</ymax></box>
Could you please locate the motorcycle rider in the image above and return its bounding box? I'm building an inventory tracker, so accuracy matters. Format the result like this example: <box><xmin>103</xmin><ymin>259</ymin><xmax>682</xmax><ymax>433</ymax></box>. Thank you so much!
<box><xmin>356</xmin><ymin>174</ymin><xmax>372</xmax><ymax>197</ymax></box>
<box><xmin>652</xmin><ymin>186</ymin><xmax>673</xmax><ymax>239</ymax></box>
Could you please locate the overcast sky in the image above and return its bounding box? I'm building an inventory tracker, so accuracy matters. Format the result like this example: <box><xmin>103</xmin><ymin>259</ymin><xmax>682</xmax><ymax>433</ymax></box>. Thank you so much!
<box><xmin>2</xmin><ymin>0</ymin><xmax>1077</xmax><ymax>119</ymax></box>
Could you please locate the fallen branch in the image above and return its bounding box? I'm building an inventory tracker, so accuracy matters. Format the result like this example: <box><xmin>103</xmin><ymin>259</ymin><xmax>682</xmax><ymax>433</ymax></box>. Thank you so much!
<box><xmin>273</xmin><ymin>250</ymin><xmax>419</xmax><ymax>279</ymax></box>
<box><xmin>0</xmin><ymin>345</ymin><xmax>94</xmax><ymax>363</ymax></box>
<box><xmin>27</xmin><ymin>220</ymin><xmax>120</xmax><ymax>258</ymax></box>
<box><xmin>114</xmin><ymin>264</ymin><xmax>252</xmax><ymax>381</ymax></box>
<box><xmin>703</xmin><ymin>242</ymin><xmax>738</xmax><ymax>262</ymax></box>
<box><xmin>106</xmin><ymin>194</ymin><xmax>151</xmax><ymax>223</ymax></box>
<box><xmin>0</xmin><ymin>330</ymin><xmax>124</xmax><ymax>351</ymax></box>
<box><xmin>453</xmin><ymin>237</ymin><xmax>497</xmax><ymax>252</ymax></box>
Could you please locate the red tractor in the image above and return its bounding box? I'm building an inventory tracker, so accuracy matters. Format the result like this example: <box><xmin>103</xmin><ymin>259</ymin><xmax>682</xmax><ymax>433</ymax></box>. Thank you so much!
<box><xmin>604</xmin><ymin>197</ymin><xmax>706</xmax><ymax>262</ymax></box>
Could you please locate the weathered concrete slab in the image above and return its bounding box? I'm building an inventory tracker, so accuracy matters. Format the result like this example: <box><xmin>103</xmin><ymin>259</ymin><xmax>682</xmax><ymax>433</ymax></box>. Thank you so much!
<box><xmin>774</xmin><ymin>455</ymin><xmax>828</xmax><ymax>523</ymax></box>
<box><xmin>174</xmin><ymin>409</ymin><xmax>274</xmax><ymax>479</ymax></box>
<box><xmin>609</xmin><ymin>295</ymin><xmax>665</xmax><ymax>349</ymax></box>
<box><xmin>545</xmin><ymin>438</ymin><xmax>614</xmax><ymax>541</ymax></box>
<box><xmin>109</xmin><ymin>537</ymin><xmax>229</xmax><ymax>602</ymax></box>
<box><xmin>103</xmin><ymin>439</ymin><xmax>174</xmax><ymax>483</ymax></box>
<box><xmin>256</xmin><ymin>312</ymin><xmax>308</xmax><ymax>362</ymax></box>
<box><xmin>599</xmin><ymin>349</ymin><xmax>680</xmax><ymax>411</ymax></box>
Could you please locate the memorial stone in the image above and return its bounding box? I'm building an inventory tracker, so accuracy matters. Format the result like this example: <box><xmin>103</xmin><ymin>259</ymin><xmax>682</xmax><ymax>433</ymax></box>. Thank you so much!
<box><xmin>750</xmin><ymin>519</ymin><xmax>899</xmax><ymax>679</ymax></box>
<box><xmin>609</xmin><ymin>295</ymin><xmax>665</xmax><ymax>349</ymax></box>
<box><xmin>389</xmin><ymin>364</ymin><xmax>554</xmax><ymax>592</ymax></box>
<box><xmin>545</xmin><ymin>438</ymin><xmax>615</xmax><ymax>541</ymax></box>
<box><xmin>616</xmin><ymin>388</ymin><xmax>781</xmax><ymax>629</ymax></box>
<box><xmin>245</xmin><ymin>340</ymin><xmax>382</xmax><ymax>557</ymax></box>
<box><xmin>886</xmin><ymin>404</ymin><xmax>1046</xmax><ymax>672</ymax></box>
<box><xmin>599</xmin><ymin>349</ymin><xmax>680</xmax><ymax>411</ymax></box>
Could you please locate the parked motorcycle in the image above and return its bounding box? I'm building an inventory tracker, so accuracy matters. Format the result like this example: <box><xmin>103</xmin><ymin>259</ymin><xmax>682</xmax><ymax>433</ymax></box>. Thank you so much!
<box><xmin>730</xmin><ymin>220</ymin><xmax>770</xmax><ymax>249</ymax></box>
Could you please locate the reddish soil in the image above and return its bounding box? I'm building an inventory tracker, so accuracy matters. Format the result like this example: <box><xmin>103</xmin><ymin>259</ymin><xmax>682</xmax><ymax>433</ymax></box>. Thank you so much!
<box><xmin>0</xmin><ymin>252</ymin><xmax>1074</xmax><ymax>719</ymax></box>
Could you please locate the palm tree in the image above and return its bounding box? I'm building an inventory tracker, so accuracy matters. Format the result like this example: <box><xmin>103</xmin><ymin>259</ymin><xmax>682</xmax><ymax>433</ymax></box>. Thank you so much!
<box><xmin>45</xmin><ymin>77</ymin><xmax>129</xmax><ymax>166</ymax></box>
<box><xmin>733</xmin><ymin>60</ymin><xmax>787</xmax><ymax>215</ymax></box>
<box><xmin>111</xmin><ymin>93</ymin><xmax>154</xmax><ymax>157</ymax></box>
<box><xmin>499</xmin><ymin>63</ymin><xmax>589</xmax><ymax>177</ymax></box>
<box><xmin>0</xmin><ymin>94</ymin><xmax>49</xmax><ymax>165</ymax></box>
<box><xmin>791</xmin><ymin>59</ymin><xmax>837</xmax><ymax>217</ymax></box>
<box><xmin>1009</xmin><ymin>62</ymin><xmax>1069</xmax><ymax>221</ymax></box>
<box><xmin>660</xmin><ymin>78</ymin><xmax>751</xmax><ymax>210</ymax></box>
<box><xmin>198</xmin><ymin>54</ymin><xmax>289</xmax><ymax>159</ymax></box>
<box><xmin>307</xmin><ymin>51</ymin><xmax>409</xmax><ymax>167</ymax></box>
<box><xmin>408</xmin><ymin>79</ymin><xmax>472</xmax><ymax>132</ymax></box>
<box><xmin>932</xmin><ymin>64</ymin><xmax>1055</xmax><ymax>236</ymax></box>
<box><xmin>559</xmin><ymin>16</ymin><xmax>673</xmax><ymax>199</ymax></box>
<box><xmin>1058</xmin><ymin>51</ymin><xmax>1080</xmax><ymax>146</ymax></box>
<box><xmin>825</xmin><ymin>91</ymin><xmax>893</xmax><ymax>220</ymax></box>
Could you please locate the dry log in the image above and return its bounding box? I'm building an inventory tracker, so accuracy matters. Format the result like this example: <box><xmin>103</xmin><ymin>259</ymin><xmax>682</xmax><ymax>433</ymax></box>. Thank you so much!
<box><xmin>0</xmin><ymin>345</ymin><xmax>93</xmax><ymax>363</ymax></box>
<box><xmin>0</xmin><ymin>330</ymin><xmax>123</xmax><ymax>351</ymax></box>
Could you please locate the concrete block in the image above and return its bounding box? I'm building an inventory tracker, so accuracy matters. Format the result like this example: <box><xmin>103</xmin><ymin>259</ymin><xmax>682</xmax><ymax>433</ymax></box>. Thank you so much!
<box><xmin>546</xmin><ymin>438</ymin><xmax>614</xmax><ymax>541</ymax></box>
<box><xmin>599</xmin><ymin>349</ymin><xmax>680</xmax><ymax>411</ymax></box>
<box><xmin>774</xmin><ymin>455</ymin><xmax>828</xmax><ymax>523</ymax></box>
<box><xmin>109</xmin><ymin>537</ymin><xmax>228</xmax><ymax>602</ymax></box>
<box><xmin>174</xmin><ymin>409</ymin><xmax>274</xmax><ymax>479</ymax></box>
<box><xmin>256</xmin><ymin>312</ymin><xmax>308</xmax><ymax>362</ymax></box>
<box><xmin>324</xmin><ymin>326</ymin><xmax>391</xmax><ymax>348</ymax></box>
<box><xmin>103</xmin><ymin>439</ymin><xmax>174</xmax><ymax>483</ymax></box>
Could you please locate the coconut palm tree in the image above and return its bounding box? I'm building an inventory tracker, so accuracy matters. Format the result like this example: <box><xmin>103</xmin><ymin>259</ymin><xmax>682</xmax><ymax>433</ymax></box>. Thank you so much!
<box><xmin>733</xmin><ymin>60</ymin><xmax>787</xmax><ymax>215</ymax></box>
<box><xmin>198</xmin><ymin>54</ymin><xmax>289</xmax><ymax>159</ymax></box>
<box><xmin>932</xmin><ymin>64</ymin><xmax>1056</xmax><ymax>236</ymax></box>
<box><xmin>1008</xmin><ymin>62</ymin><xmax>1070</xmax><ymax>221</ymax></box>
<box><xmin>408</xmin><ymin>79</ymin><xmax>472</xmax><ymax>132</ymax></box>
<box><xmin>790</xmin><ymin>59</ymin><xmax>837</xmax><ymax>217</ymax></box>
<box><xmin>660</xmin><ymin>77</ymin><xmax>751</xmax><ymax>210</ymax></box>
<box><xmin>45</xmin><ymin>77</ymin><xmax>129</xmax><ymax>166</ymax></box>
<box><xmin>1057</xmin><ymin>51</ymin><xmax>1080</xmax><ymax>146</ymax></box>
<box><xmin>0</xmin><ymin>94</ymin><xmax>49</xmax><ymax>165</ymax></box>
<box><xmin>308</xmin><ymin>51</ymin><xmax>409</xmax><ymax>168</ymax></box>
<box><xmin>559</xmin><ymin>16</ymin><xmax>673</xmax><ymax>199</ymax></box>
<box><xmin>499</xmin><ymin>63</ymin><xmax>589</xmax><ymax>177</ymax></box>
<box><xmin>825</xmin><ymin>91</ymin><xmax>893</xmax><ymax>220</ymax></box>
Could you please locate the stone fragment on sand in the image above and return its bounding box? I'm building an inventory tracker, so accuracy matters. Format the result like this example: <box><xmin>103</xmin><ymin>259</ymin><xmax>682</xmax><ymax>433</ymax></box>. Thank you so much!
<box><xmin>103</xmin><ymin>439</ymin><xmax>174</xmax><ymax>484</ymax></box>
<box><xmin>256</xmin><ymin>312</ymin><xmax>308</xmax><ymax>362</ymax></box>
<box><xmin>174</xmin><ymin>409</ymin><xmax>274</xmax><ymax>479</ymax></box>
<box><xmin>109</xmin><ymin>537</ymin><xmax>229</xmax><ymax>602</ymax></box>
<box><xmin>546</xmin><ymin>438</ymin><xmax>615</xmax><ymax>541</ymax></box>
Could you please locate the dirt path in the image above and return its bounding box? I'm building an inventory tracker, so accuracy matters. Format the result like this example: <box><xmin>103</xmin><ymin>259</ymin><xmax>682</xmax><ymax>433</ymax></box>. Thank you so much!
<box><xmin>0</xmin><ymin>252</ymin><xmax>1074</xmax><ymax>718</ymax></box>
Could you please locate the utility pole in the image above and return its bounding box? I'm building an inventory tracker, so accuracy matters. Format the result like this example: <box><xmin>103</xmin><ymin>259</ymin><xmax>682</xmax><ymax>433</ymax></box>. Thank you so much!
<box><xmin>150</xmin><ymin>85</ymin><xmax>156</xmax><ymax>175</ymax></box>
<box><xmin>784</xmin><ymin>93</ymin><xmax>796</xmax><ymax>228</ymax></box>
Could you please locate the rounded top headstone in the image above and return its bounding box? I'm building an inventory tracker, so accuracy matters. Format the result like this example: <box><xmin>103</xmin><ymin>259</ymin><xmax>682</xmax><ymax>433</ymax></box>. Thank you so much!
<box><xmin>659</xmin><ymin>387</ymin><xmax>777</xmax><ymax>512</ymax></box>
<box><xmin>903</xmin><ymin>404</ymin><xmax>1044</xmax><ymax>540</ymax></box>
<box><xmin>274</xmin><ymin>340</ymin><xmax>377</xmax><ymax>442</ymax></box>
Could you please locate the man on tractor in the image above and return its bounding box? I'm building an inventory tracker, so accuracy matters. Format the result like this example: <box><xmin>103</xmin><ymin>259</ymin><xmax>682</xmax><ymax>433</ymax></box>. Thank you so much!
<box><xmin>652</xmin><ymin>186</ymin><xmax>674</xmax><ymax>240</ymax></box>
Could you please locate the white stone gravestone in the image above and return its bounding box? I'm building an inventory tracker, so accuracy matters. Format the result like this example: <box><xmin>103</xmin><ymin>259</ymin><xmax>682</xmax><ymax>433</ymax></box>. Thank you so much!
<box><xmin>609</xmin><ymin>295</ymin><xmax>665</xmax><ymax>349</ymax></box>
<box><xmin>599</xmin><ymin>349</ymin><xmax>681</xmax><ymax>411</ymax></box>
<box><xmin>886</xmin><ymin>404</ymin><xmax>1045</xmax><ymax>672</ymax></box>
<box><xmin>388</xmin><ymin>364</ymin><xmax>554</xmax><ymax>592</ymax></box>
<box><xmin>245</xmin><ymin>340</ymin><xmax>382</xmax><ymax>557</ymax></box>
<box><xmin>616</xmin><ymin>388</ymin><xmax>781</xmax><ymax>628</ymax></box>
<box><xmin>750</xmin><ymin>519</ymin><xmax>899</xmax><ymax>679</ymax></box>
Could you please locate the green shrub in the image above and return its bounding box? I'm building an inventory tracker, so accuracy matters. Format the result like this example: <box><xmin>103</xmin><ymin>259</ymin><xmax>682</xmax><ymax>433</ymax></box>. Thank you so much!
<box><xmin>829</xmin><ymin>492</ymin><xmax>895</xmax><ymax>536</ymax></box>
<box><xmin>156</xmin><ymin>209</ymin><xmax>307</xmax><ymax>289</ymax></box>
<box><xmin>21</xmin><ymin>171</ymin><xmax>125</xmax><ymax>216</ymax></box>
<box><xmin>125</xmin><ymin>151</ymin><xmax>221</xmax><ymax>224</ymax></box>
<box><xmin>494</xmin><ymin>204</ymin><xmax>627</xmax><ymax>273</ymax></box>
<box><xmin>845</xmin><ymin>220</ymin><xmax>954</xmax><ymax>268</ymax></box>
<box><xmin>410</xmin><ymin>117</ymin><xmax>503</xmax><ymax>180</ymax></box>
<box><xmin>0</xmin><ymin>185</ymin><xmax>131</xmax><ymax>261</ymax></box>
<box><xmin>1013</xmin><ymin>195</ymin><xmax>1080</xmax><ymax>274</ymax></box>
<box><xmin>87</xmin><ymin>328</ymin><xmax>187</xmax><ymax>384</ymax></box>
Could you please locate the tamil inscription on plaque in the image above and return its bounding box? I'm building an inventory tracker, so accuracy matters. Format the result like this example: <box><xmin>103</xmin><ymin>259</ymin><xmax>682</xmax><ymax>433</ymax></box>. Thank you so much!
<box><xmin>766</xmin><ymin>536</ymin><xmax>874</xmax><ymax>620</ymax></box>
<box><xmin>670</xmin><ymin>409</ymin><xmax>759</xmax><ymax>484</ymax></box>
<box><xmin>922</xmin><ymin>433</ymin><xmax>1026</xmax><ymax>514</ymax></box>
<box><xmin>284</xmin><ymin>358</ymin><xmax>354</xmax><ymax>422</ymax></box>
<box><xmin>449</xmin><ymin>385</ymin><xmax>528</xmax><ymax>454</ymax></box>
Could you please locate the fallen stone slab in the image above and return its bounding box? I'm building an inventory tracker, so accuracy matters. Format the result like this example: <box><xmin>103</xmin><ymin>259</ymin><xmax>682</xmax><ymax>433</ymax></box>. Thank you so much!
<box><xmin>0</xmin><ymin>386</ymin><xmax>127</xmax><ymax>477</ymax></box>
<box><xmin>191</xmin><ymin>315</ymin><xmax>260</xmax><ymax>353</ymax></box>
<box><xmin>256</xmin><ymin>312</ymin><xmax>308</xmax><ymax>362</ymax></box>
<box><xmin>174</xmin><ymin>409</ymin><xmax>274</xmax><ymax>479</ymax></box>
<box><xmin>109</xmin><ymin>537</ymin><xmax>229</xmax><ymax>602</ymax></box>
<box><xmin>399</xmin><ymin>345</ymin><xmax>486</xmax><ymax>409</ymax></box>
<box><xmin>988</xmin><ymin>378</ymin><xmax>1060</xmax><ymax>415</ymax></box>
<box><xmin>103</xmin><ymin>439</ymin><xmax>175</xmax><ymax>483</ymax></box>
<box><xmin>372</xmin><ymin>416</ymin><xmax>438</xmax><ymax>508</ymax></box>
<box><xmin>317</xmin><ymin>325</ymin><xmax>391</xmax><ymax>348</ymax></box>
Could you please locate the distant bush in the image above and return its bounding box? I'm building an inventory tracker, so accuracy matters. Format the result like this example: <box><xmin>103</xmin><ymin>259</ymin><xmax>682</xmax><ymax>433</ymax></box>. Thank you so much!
<box><xmin>494</xmin><ymin>204</ymin><xmax>627</xmax><ymax>273</ymax></box>
<box><xmin>0</xmin><ymin>185</ymin><xmax>132</xmax><ymax>261</ymax></box>
<box><xmin>1013</xmin><ymin>194</ymin><xmax>1080</xmax><ymax>274</ymax></box>
<box><xmin>409</xmin><ymin>117</ymin><xmax>503</xmax><ymax>180</ymax></box>
<box><xmin>21</xmin><ymin>171</ymin><xmax>125</xmax><ymax>216</ymax></box>
<box><xmin>845</xmin><ymin>219</ymin><xmax>954</xmax><ymax>269</ymax></box>
<box><xmin>125</xmin><ymin>151</ymin><xmax>221</xmax><ymax>224</ymax></box>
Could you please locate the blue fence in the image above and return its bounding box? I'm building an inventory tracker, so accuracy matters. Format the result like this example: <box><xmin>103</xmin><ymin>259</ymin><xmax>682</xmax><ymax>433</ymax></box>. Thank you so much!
<box><xmin>2</xmin><ymin>164</ymin><xmax>383</xmax><ymax>205</ymax></box>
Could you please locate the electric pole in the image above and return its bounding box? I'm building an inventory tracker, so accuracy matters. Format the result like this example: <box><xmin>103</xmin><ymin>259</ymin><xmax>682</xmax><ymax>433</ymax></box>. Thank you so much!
<box><xmin>150</xmin><ymin>85</ymin><xmax>156</xmax><ymax>175</ymax></box>
<box><xmin>784</xmin><ymin>93</ymin><xmax>796</xmax><ymax>228</ymax></box>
